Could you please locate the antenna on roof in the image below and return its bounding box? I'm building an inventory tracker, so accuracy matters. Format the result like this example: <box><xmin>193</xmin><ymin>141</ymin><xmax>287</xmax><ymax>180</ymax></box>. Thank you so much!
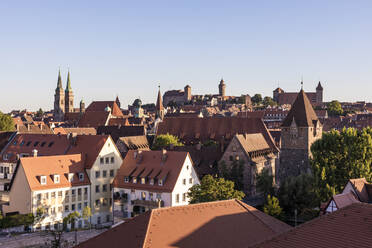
<box><xmin>301</xmin><ymin>76</ymin><xmax>303</xmax><ymax>90</ymax></box>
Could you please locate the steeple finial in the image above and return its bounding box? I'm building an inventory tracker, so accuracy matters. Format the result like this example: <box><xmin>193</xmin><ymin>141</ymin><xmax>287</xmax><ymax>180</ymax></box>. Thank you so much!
<box><xmin>301</xmin><ymin>76</ymin><xmax>303</xmax><ymax>90</ymax></box>
<box><xmin>65</xmin><ymin>69</ymin><xmax>72</xmax><ymax>91</ymax></box>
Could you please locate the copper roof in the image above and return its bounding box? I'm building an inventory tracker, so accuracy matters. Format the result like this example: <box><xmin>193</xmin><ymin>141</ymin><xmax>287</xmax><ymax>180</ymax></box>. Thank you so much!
<box><xmin>113</xmin><ymin>150</ymin><xmax>190</xmax><ymax>193</ymax></box>
<box><xmin>76</xmin><ymin>199</ymin><xmax>291</xmax><ymax>248</ymax></box>
<box><xmin>20</xmin><ymin>154</ymin><xmax>90</xmax><ymax>191</ymax></box>
<box><xmin>254</xmin><ymin>203</ymin><xmax>372</xmax><ymax>248</ymax></box>
<box><xmin>282</xmin><ymin>90</ymin><xmax>319</xmax><ymax>127</ymax></box>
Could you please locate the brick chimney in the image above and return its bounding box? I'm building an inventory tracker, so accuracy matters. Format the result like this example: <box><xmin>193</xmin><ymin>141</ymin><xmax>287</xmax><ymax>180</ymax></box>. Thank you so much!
<box><xmin>161</xmin><ymin>149</ymin><xmax>167</xmax><ymax>162</ymax></box>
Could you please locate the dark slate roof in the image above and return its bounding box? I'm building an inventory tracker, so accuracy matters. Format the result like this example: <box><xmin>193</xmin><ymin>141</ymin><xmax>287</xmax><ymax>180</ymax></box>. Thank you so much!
<box><xmin>97</xmin><ymin>125</ymin><xmax>146</xmax><ymax>142</ymax></box>
<box><xmin>282</xmin><ymin>90</ymin><xmax>319</xmax><ymax>127</ymax></box>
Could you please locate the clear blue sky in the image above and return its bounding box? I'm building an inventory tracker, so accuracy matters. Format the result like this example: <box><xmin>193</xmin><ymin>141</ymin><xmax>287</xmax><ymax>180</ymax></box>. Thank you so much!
<box><xmin>1</xmin><ymin>0</ymin><xmax>372</xmax><ymax>112</ymax></box>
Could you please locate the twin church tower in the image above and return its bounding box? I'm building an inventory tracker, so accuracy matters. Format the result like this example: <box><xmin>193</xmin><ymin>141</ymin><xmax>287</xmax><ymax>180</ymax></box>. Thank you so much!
<box><xmin>53</xmin><ymin>70</ymin><xmax>75</xmax><ymax>121</ymax></box>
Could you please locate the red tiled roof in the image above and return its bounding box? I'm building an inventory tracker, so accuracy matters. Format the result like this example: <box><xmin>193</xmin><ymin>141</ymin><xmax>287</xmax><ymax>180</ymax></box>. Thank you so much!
<box><xmin>254</xmin><ymin>203</ymin><xmax>372</xmax><ymax>248</ymax></box>
<box><xmin>20</xmin><ymin>154</ymin><xmax>90</xmax><ymax>191</ymax></box>
<box><xmin>349</xmin><ymin>178</ymin><xmax>371</xmax><ymax>203</ymax></box>
<box><xmin>76</xmin><ymin>199</ymin><xmax>291</xmax><ymax>248</ymax></box>
<box><xmin>331</xmin><ymin>192</ymin><xmax>360</xmax><ymax>209</ymax></box>
<box><xmin>77</xmin><ymin>111</ymin><xmax>110</xmax><ymax>128</ymax></box>
<box><xmin>86</xmin><ymin>101</ymin><xmax>124</xmax><ymax>117</ymax></box>
<box><xmin>113</xmin><ymin>150</ymin><xmax>189</xmax><ymax>192</ymax></box>
<box><xmin>278</xmin><ymin>92</ymin><xmax>317</xmax><ymax>105</ymax></box>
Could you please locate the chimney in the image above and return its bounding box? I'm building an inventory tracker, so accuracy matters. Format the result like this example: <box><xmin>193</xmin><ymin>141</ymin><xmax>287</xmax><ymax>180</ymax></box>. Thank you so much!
<box><xmin>16</xmin><ymin>124</ymin><xmax>19</xmax><ymax>131</ymax></box>
<box><xmin>32</xmin><ymin>149</ymin><xmax>38</xmax><ymax>157</ymax></box>
<box><xmin>39</xmin><ymin>124</ymin><xmax>43</xmax><ymax>131</ymax></box>
<box><xmin>161</xmin><ymin>149</ymin><xmax>167</xmax><ymax>162</ymax></box>
<box><xmin>27</xmin><ymin>124</ymin><xmax>30</xmax><ymax>131</ymax></box>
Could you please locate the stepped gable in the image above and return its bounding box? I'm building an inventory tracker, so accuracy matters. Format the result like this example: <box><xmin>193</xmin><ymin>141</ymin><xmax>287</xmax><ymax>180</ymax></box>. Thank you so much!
<box><xmin>282</xmin><ymin>89</ymin><xmax>319</xmax><ymax>127</ymax></box>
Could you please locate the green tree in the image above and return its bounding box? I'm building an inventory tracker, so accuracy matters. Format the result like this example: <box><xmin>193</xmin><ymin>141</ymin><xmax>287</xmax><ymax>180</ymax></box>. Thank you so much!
<box><xmin>219</xmin><ymin>160</ymin><xmax>245</xmax><ymax>191</ymax></box>
<box><xmin>263</xmin><ymin>96</ymin><xmax>277</xmax><ymax>107</ymax></box>
<box><xmin>251</xmin><ymin>94</ymin><xmax>263</xmax><ymax>105</ymax></box>
<box><xmin>264</xmin><ymin>195</ymin><xmax>282</xmax><ymax>219</ymax></box>
<box><xmin>278</xmin><ymin>174</ymin><xmax>318</xmax><ymax>217</ymax></box>
<box><xmin>0</xmin><ymin>112</ymin><xmax>15</xmax><ymax>131</ymax></box>
<box><xmin>82</xmin><ymin>206</ymin><xmax>92</xmax><ymax>229</ymax></box>
<box><xmin>327</xmin><ymin>100</ymin><xmax>343</xmax><ymax>116</ymax></box>
<box><xmin>256</xmin><ymin>168</ymin><xmax>275</xmax><ymax>200</ymax></box>
<box><xmin>63</xmin><ymin>211</ymin><xmax>81</xmax><ymax>230</ymax></box>
<box><xmin>34</xmin><ymin>206</ymin><xmax>46</xmax><ymax>226</ymax></box>
<box><xmin>152</xmin><ymin>133</ymin><xmax>184</xmax><ymax>150</ymax></box>
<box><xmin>188</xmin><ymin>175</ymin><xmax>245</xmax><ymax>204</ymax></box>
<box><xmin>36</xmin><ymin>108</ymin><xmax>44</xmax><ymax>117</ymax></box>
<box><xmin>311</xmin><ymin>128</ymin><xmax>372</xmax><ymax>202</ymax></box>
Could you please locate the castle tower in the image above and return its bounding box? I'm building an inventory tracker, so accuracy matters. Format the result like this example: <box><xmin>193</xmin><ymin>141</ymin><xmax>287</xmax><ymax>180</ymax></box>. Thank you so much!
<box><xmin>278</xmin><ymin>88</ymin><xmax>323</xmax><ymax>183</ymax></box>
<box><xmin>184</xmin><ymin>85</ymin><xmax>192</xmax><ymax>102</ymax></box>
<box><xmin>218</xmin><ymin>78</ymin><xmax>226</xmax><ymax>97</ymax></box>
<box><xmin>316</xmin><ymin>81</ymin><xmax>323</xmax><ymax>104</ymax></box>
<box><xmin>64</xmin><ymin>70</ymin><xmax>74</xmax><ymax>113</ymax></box>
<box><xmin>115</xmin><ymin>95</ymin><xmax>121</xmax><ymax>108</ymax></box>
<box><xmin>53</xmin><ymin>69</ymin><xmax>65</xmax><ymax>121</ymax></box>
<box><xmin>156</xmin><ymin>86</ymin><xmax>164</xmax><ymax>120</ymax></box>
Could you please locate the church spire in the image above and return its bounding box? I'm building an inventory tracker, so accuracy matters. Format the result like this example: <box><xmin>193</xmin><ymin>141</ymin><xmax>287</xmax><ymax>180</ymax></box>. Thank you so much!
<box><xmin>56</xmin><ymin>69</ymin><xmax>63</xmax><ymax>90</ymax></box>
<box><xmin>156</xmin><ymin>85</ymin><xmax>164</xmax><ymax>120</ymax></box>
<box><xmin>65</xmin><ymin>70</ymin><xmax>72</xmax><ymax>92</ymax></box>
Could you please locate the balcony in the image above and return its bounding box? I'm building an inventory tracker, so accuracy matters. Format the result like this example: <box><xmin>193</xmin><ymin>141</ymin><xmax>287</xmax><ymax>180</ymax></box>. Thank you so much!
<box><xmin>132</xmin><ymin>199</ymin><xmax>164</xmax><ymax>208</ymax></box>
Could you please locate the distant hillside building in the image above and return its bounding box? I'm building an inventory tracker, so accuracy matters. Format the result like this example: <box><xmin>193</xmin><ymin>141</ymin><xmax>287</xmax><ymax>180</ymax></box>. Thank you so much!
<box><xmin>278</xmin><ymin>89</ymin><xmax>323</xmax><ymax>183</ymax></box>
<box><xmin>273</xmin><ymin>82</ymin><xmax>323</xmax><ymax>106</ymax></box>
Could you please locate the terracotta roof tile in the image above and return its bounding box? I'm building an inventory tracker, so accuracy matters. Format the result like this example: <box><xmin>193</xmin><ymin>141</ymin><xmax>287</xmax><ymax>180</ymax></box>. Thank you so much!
<box><xmin>76</xmin><ymin>199</ymin><xmax>291</xmax><ymax>248</ymax></box>
<box><xmin>332</xmin><ymin>192</ymin><xmax>360</xmax><ymax>209</ymax></box>
<box><xmin>97</xmin><ymin>125</ymin><xmax>146</xmax><ymax>142</ymax></box>
<box><xmin>118</xmin><ymin>136</ymin><xmax>149</xmax><ymax>150</ymax></box>
<box><xmin>20</xmin><ymin>154</ymin><xmax>90</xmax><ymax>191</ymax></box>
<box><xmin>77</xmin><ymin>111</ymin><xmax>110</xmax><ymax>128</ymax></box>
<box><xmin>254</xmin><ymin>203</ymin><xmax>372</xmax><ymax>248</ymax></box>
<box><xmin>86</xmin><ymin>101</ymin><xmax>124</xmax><ymax>117</ymax></box>
<box><xmin>349</xmin><ymin>178</ymin><xmax>371</xmax><ymax>203</ymax></box>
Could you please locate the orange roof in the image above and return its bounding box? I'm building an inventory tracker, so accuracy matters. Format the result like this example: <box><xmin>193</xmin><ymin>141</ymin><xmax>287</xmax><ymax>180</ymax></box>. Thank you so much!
<box><xmin>254</xmin><ymin>203</ymin><xmax>372</xmax><ymax>248</ymax></box>
<box><xmin>77</xmin><ymin>111</ymin><xmax>110</xmax><ymax>128</ymax></box>
<box><xmin>113</xmin><ymin>150</ymin><xmax>190</xmax><ymax>192</ymax></box>
<box><xmin>20</xmin><ymin>154</ymin><xmax>90</xmax><ymax>191</ymax></box>
<box><xmin>76</xmin><ymin>199</ymin><xmax>291</xmax><ymax>248</ymax></box>
<box><xmin>348</xmin><ymin>178</ymin><xmax>372</xmax><ymax>203</ymax></box>
<box><xmin>86</xmin><ymin>101</ymin><xmax>124</xmax><ymax>117</ymax></box>
<box><xmin>66</xmin><ymin>135</ymin><xmax>109</xmax><ymax>169</ymax></box>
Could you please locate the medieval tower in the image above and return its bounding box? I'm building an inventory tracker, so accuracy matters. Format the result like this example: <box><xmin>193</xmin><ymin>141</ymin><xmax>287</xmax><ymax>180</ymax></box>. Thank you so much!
<box><xmin>218</xmin><ymin>78</ymin><xmax>226</xmax><ymax>97</ymax></box>
<box><xmin>278</xmin><ymin>89</ymin><xmax>323</xmax><ymax>183</ymax></box>
<box><xmin>53</xmin><ymin>70</ymin><xmax>65</xmax><ymax>121</ymax></box>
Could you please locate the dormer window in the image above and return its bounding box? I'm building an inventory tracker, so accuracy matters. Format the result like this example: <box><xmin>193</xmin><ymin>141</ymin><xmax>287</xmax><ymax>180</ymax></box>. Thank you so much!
<box><xmin>133</xmin><ymin>177</ymin><xmax>137</xmax><ymax>184</ymax></box>
<box><xmin>141</xmin><ymin>178</ymin><xmax>146</xmax><ymax>184</ymax></box>
<box><xmin>40</xmin><ymin>176</ymin><xmax>47</xmax><ymax>185</ymax></box>
<box><xmin>67</xmin><ymin>173</ymin><xmax>74</xmax><ymax>182</ymax></box>
<box><xmin>53</xmin><ymin>174</ymin><xmax>60</xmax><ymax>184</ymax></box>
<box><xmin>79</xmin><ymin>173</ymin><xmax>84</xmax><ymax>181</ymax></box>
<box><xmin>158</xmin><ymin>179</ymin><xmax>163</xmax><ymax>186</ymax></box>
<box><xmin>124</xmin><ymin>177</ymin><xmax>129</xmax><ymax>183</ymax></box>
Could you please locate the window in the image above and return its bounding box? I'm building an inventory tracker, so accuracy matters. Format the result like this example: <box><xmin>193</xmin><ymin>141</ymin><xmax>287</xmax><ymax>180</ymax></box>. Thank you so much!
<box><xmin>124</xmin><ymin>177</ymin><xmax>129</xmax><ymax>183</ymax></box>
<box><xmin>133</xmin><ymin>177</ymin><xmax>137</xmax><ymax>184</ymax></box>
<box><xmin>183</xmin><ymin>179</ymin><xmax>186</xmax><ymax>185</ymax></box>
<box><xmin>187</xmin><ymin>165</ymin><xmax>189</xmax><ymax>170</ymax></box>
<box><xmin>34</xmin><ymin>141</ymin><xmax>39</xmax><ymax>147</ymax></box>
<box><xmin>84</xmin><ymin>187</ymin><xmax>88</xmax><ymax>195</ymax></box>
<box><xmin>37</xmin><ymin>193</ymin><xmax>41</xmax><ymax>201</ymax></box>
<box><xmin>95</xmin><ymin>171</ymin><xmax>100</xmax><ymax>178</ymax></box>
<box><xmin>40</xmin><ymin>142</ymin><xmax>46</xmax><ymax>147</ymax></box>
<box><xmin>149</xmin><ymin>193</ymin><xmax>153</xmax><ymax>200</ymax></box>
<box><xmin>189</xmin><ymin>178</ymin><xmax>193</xmax><ymax>184</ymax></box>
<box><xmin>78</xmin><ymin>188</ymin><xmax>82</xmax><ymax>195</ymax></box>
<box><xmin>106</xmin><ymin>214</ymin><xmax>110</xmax><ymax>222</ymax></box>
<box><xmin>110</xmin><ymin>169</ymin><xmax>114</xmax><ymax>177</ymax></box>
<box><xmin>84</xmin><ymin>202</ymin><xmax>88</xmax><ymax>207</ymax></box>
<box><xmin>95</xmin><ymin>199</ymin><xmax>100</xmax><ymax>207</ymax></box>
<box><xmin>100</xmin><ymin>158</ymin><xmax>104</xmax><ymax>164</ymax></box>
<box><xmin>79</xmin><ymin>173</ymin><xmax>84</xmax><ymax>181</ymax></box>
<box><xmin>150</xmin><ymin>179</ymin><xmax>154</xmax><ymax>185</ymax></box>
<box><xmin>103</xmin><ymin>184</ymin><xmax>107</xmax><ymax>192</ymax></box>
<box><xmin>48</xmin><ymin>142</ymin><xmax>54</xmax><ymax>147</ymax></box>
<box><xmin>58</xmin><ymin>206</ymin><xmax>63</xmax><ymax>212</ymax></box>
<box><xmin>182</xmin><ymin>193</ymin><xmax>186</xmax><ymax>202</ymax></box>
<box><xmin>78</xmin><ymin>203</ymin><xmax>82</xmax><ymax>210</ymax></box>
<box><xmin>158</xmin><ymin>179</ymin><xmax>163</xmax><ymax>186</ymax></box>
<box><xmin>68</xmin><ymin>173</ymin><xmax>74</xmax><ymax>182</ymax></box>
<box><xmin>229</xmin><ymin>155</ymin><xmax>233</xmax><ymax>161</ymax></box>
<box><xmin>51</xmin><ymin>192</ymin><xmax>56</xmax><ymax>198</ymax></box>
<box><xmin>44</xmin><ymin>192</ymin><xmax>49</xmax><ymax>199</ymax></box>
<box><xmin>20</xmin><ymin>141</ymin><xmax>25</xmax><ymax>146</ymax></box>
<box><xmin>58</xmin><ymin>191</ymin><xmax>62</xmax><ymax>198</ymax></box>
<box><xmin>54</xmin><ymin>174</ymin><xmax>60</xmax><ymax>184</ymax></box>
<box><xmin>51</xmin><ymin>207</ymin><xmax>55</xmax><ymax>214</ymax></box>
<box><xmin>26</xmin><ymin>141</ymin><xmax>32</xmax><ymax>146</ymax></box>
<box><xmin>72</xmin><ymin>189</ymin><xmax>76</xmax><ymax>195</ymax></box>
<box><xmin>40</xmin><ymin>176</ymin><xmax>47</xmax><ymax>185</ymax></box>
<box><xmin>105</xmin><ymin>157</ymin><xmax>109</xmax><ymax>164</ymax></box>
<box><xmin>176</xmin><ymin>194</ymin><xmax>180</xmax><ymax>203</ymax></box>
<box><xmin>111</xmin><ymin>157</ymin><xmax>114</xmax><ymax>163</ymax></box>
<box><xmin>103</xmin><ymin>170</ymin><xmax>107</xmax><ymax>178</ymax></box>
<box><xmin>141</xmin><ymin>192</ymin><xmax>146</xmax><ymax>200</ymax></box>
<box><xmin>96</xmin><ymin>185</ymin><xmax>100</xmax><ymax>193</ymax></box>
<box><xmin>141</xmin><ymin>178</ymin><xmax>145</xmax><ymax>184</ymax></box>
<box><xmin>71</xmin><ymin>204</ymin><xmax>75</xmax><ymax>211</ymax></box>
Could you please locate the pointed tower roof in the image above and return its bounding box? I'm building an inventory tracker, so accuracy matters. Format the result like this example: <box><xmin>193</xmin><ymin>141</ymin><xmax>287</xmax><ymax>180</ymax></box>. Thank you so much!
<box><xmin>56</xmin><ymin>69</ymin><xmax>63</xmax><ymax>90</ymax></box>
<box><xmin>65</xmin><ymin>70</ymin><xmax>72</xmax><ymax>92</ymax></box>
<box><xmin>156</xmin><ymin>86</ymin><xmax>163</xmax><ymax>111</ymax></box>
<box><xmin>316</xmin><ymin>81</ymin><xmax>323</xmax><ymax>90</ymax></box>
<box><xmin>282</xmin><ymin>89</ymin><xmax>319</xmax><ymax>127</ymax></box>
<box><xmin>219</xmin><ymin>78</ymin><xmax>225</xmax><ymax>85</ymax></box>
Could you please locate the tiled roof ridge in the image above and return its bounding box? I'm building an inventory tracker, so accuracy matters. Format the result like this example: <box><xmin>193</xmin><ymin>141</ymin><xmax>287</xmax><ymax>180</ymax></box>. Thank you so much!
<box><xmin>251</xmin><ymin>202</ymin><xmax>369</xmax><ymax>248</ymax></box>
<box><xmin>151</xmin><ymin>199</ymin><xmax>238</xmax><ymax>213</ymax></box>
<box><xmin>235</xmin><ymin>200</ymin><xmax>280</xmax><ymax>234</ymax></box>
<box><xmin>20</xmin><ymin>153</ymin><xmax>81</xmax><ymax>161</ymax></box>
